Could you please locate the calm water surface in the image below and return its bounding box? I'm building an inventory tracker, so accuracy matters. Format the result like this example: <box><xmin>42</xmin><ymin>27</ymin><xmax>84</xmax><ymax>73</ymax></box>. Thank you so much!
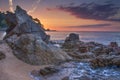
<box><xmin>46</xmin><ymin>31</ymin><xmax>120</xmax><ymax>45</ymax></box>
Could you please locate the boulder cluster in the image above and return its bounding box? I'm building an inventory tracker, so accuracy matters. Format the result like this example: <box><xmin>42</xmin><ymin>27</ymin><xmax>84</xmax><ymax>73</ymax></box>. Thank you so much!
<box><xmin>62</xmin><ymin>33</ymin><xmax>120</xmax><ymax>68</ymax></box>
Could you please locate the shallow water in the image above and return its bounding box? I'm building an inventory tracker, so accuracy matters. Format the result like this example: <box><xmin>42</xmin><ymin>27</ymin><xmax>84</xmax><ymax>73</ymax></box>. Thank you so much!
<box><xmin>31</xmin><ymin>62</ymin><xmax>120</xmax><ymax>80</ymax></box>
<box><xmin>69</xmin><ymin>62</ymin><xmax>120</xmax><ymax>80</ymax></box>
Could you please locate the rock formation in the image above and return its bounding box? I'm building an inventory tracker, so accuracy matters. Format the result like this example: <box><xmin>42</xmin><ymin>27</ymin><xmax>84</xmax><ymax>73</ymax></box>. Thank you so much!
<box><xmin>62</xmin><ymin>33</ymin><xmax>80</xmax><ymax>49</ymax></box>
<box><xmin>4</xmin><ymin>6</ymin><xmax>70</xmax><ymax>65</ymax></box>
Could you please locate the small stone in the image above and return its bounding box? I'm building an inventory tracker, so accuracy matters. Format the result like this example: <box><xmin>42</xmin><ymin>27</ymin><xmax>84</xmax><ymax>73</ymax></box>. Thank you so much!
<box><xmin>0</xmin><ymin>51</ymin><xmax>5</xmax><ymax>60</ymax></box>
<box><xmin>39</xmin><ymin>66</ymin><xmax>59</xmax><ymax>76</ymax></box>
<box><xmin>62</xmin><ymin>76</ymin><xmax>69</xmax><ymax>80</ymax></box>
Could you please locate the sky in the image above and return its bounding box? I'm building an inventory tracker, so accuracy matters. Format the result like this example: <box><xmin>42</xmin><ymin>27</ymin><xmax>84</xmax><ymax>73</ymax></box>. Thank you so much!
<box><xmin>0</xmin><ymin>0</ymin><xmax>120</xmax><ymax>31</ymax></box>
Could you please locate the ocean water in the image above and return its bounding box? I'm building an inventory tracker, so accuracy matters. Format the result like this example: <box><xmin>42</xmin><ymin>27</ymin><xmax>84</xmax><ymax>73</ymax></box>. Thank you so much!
<box><xmin>0</xmin><ymin>31</ymin><xmax>120</xmax><ymax>45</ymax></box>
<box><xmin>46</xmin><ymin>31</ymin><xmax>120</xmax><ymax>45</ymax></box>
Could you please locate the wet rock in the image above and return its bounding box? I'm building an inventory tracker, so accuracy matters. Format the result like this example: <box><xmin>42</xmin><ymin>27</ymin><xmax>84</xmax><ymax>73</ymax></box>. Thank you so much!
<box><xmin>90</xmin><ymin>55</ymin><xmax>120</xmax><ymax>68</ymax></box>
<box><xmin>62</xmin><ymin>76</ymin><xmax>69</xmax><ymax>80</ymax></box>
<box><xmin>79</xmin><ymin>46</ymin><xmax>88</xmax><ymax>53</ymax></box>
<box><xmin>0</xmin><ymin>51</ymin><xmax>5</xmax><ymax>60</ymax></box>
<box><xmin>31</xmin><ymin>66</ymin><xmax>59</xmax><ymax>77</ymax></box>
<box><xmin>109</xmin><ymin>42</ymin><xmax>118</xmax><ymax>48</ymax></box>
<box><xmin>85</xmin><ymin>42</ymin><xmax>103</xmax><ymax>51</ymax></box>
<box><xmin>68</xmin><ymin>52</ymin><xmax>94</xmax><ymax>60</ymax></box>
<box><xmin>39</xmin><ymin>66</ymin><xmax>59</xmax><ymax>76</ymax></box>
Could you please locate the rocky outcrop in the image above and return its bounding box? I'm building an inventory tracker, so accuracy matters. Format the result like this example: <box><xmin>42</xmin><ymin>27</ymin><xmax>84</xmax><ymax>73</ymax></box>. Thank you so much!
<box><xmin>65</xmin><ymin>33</ymin><xmax>79</xmax><ymax>43</ymax></box>
<box><xmin>62</xmin><ymin>33</ymin><xmax>80</xmax><ymax>49</ymax></box>
<box><xmin>4</xmin><ymin>6</ymin><xmax>49</xmax><ymax>43</ymax></box>
<box><xmin>5</xmin><ymin>6</ymin><xmax>71</xmax><ymax>65</ymax></box>
<box><xmin>6</xmin><ymin>34</ymin><xmax>70</xmax><ymax>65</ymax></box>
<box><xmin>90</xmin><ymin>55</ymin><xmax>120</xmax><ymax>68</ymax></box>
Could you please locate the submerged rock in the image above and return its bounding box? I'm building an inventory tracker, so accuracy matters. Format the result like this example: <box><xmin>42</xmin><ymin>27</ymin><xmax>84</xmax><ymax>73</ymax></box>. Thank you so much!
<box><xmin>79</xmin><ymin>46</ymin><xmax>88</xmax><ymax>53</ymax></box>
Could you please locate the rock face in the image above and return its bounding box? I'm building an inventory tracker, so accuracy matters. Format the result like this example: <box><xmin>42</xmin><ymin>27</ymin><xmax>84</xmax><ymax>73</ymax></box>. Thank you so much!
<box><xmin>5</xmin><ymin>6</ymin><xmax>71</xmax><ymax>65</ymax></box>
<box><xmin>5</xmin><ymin>11</ymin><xmax>18</xmax><ymax>33</ymax></box>
<box><xmin>4</xmin><ymin>6</ymin><xmax>49</xmax><ymax>43</ymax></box>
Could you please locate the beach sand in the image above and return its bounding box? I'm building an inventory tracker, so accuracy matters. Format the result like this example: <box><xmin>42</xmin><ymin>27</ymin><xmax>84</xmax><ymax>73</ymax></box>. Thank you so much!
<box><xmin>0</xmin><ymin>43</ymin><xmax>50</xmax><ymax>80</ymax></box>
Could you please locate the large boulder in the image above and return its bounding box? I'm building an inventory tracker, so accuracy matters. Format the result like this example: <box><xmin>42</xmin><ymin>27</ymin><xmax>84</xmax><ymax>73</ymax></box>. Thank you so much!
<box><xmin>63</xmin><ymin>33</ymin><xmax>80</xmax><ymax>49</ymax></box>
<box><xmin>6</xmin><ymin>34</ymin><xmax>71</xmax><ymax>65</ymax></box>
<box><xmin>65</xmin><ymin>33</ymin><xmax>80</xmax><ymax>43</ymax></box>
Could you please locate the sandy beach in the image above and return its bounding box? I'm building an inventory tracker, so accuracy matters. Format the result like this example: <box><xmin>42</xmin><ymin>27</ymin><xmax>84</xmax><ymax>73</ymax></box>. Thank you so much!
<box><xmin>0</xmin><ymin>43</ymin><xmax>50</xmax><ymax>80</ymax></box>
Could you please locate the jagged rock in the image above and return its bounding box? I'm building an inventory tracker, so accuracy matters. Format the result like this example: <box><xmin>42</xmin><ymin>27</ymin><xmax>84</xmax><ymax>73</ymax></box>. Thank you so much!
<box><xmin>4</xmin><ymin>6</ymin><xmax>71</xmax><ymax>65</ymax></box>
<box><xmin>62</xmin><ymin>33</ymin><xmax>81</xmax><ymax>49</ymax></box>
<box><xmin>39</xmin><ymin>66</ymin><xmax>59</xmax><ymax>76</ymax></box>
<box><xmin>68</xmin><ymin>52</ymin><xmax>94</xmax><ymax>60</ymax></box>
<box><xmin>92</xmin><ymin>47</ymin><xmax>114</xmax><ymax>56</ymax></box>
<box><xmin>6</xmin><ymin>34</ymin><xmax>71</xmax><ymax>65</ymax></box>
<box><xmin>79</xmin><ymin>46</ymin><xmax>88</xmax><ymax>53</ymax></box>
<box><xmin>90</xmin><ymin>55</ymin><xmax>120</xmax><ymax>68</ymax></box>
<box><xmin>109</xmin><ymin>42</ymin><xmax>118</xmax><ymax>48</ymax></box>
<box><xmin>4</xmin><ymin>6</ymin><xmax>49</xmax><ymax>43</ymax></box>
<box><xmin>31</xmin><ymin>66</ymin><xmax>59</xmax><ymax>79</ymax></box>
<box><xmin>0</xmin><ymin>51</ymin><xmax>5</xmax><ymax>60</ymax></box>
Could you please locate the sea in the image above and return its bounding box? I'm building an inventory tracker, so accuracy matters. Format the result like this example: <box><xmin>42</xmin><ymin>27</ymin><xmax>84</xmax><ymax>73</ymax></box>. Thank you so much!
<box><xmin>0</xmin><ymin>31</ymin><xmax>120</xmax><ymax>45</ymax></box>
<box><xmin>46</xmin><ymin>31</ymin><xmax>120</xmax><ymax>45</ymax></box>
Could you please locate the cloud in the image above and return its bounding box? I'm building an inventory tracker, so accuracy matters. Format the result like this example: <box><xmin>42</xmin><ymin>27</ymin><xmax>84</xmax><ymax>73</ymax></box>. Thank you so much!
<box><xmin>64</xmin><ymin>24</ymin><xmax>112</xmax><ymax>28</ymax></box>
<box><xmin>58</xmin><ymin>2</ymin><xmax>120</xmax><ymax>21</ymax></box>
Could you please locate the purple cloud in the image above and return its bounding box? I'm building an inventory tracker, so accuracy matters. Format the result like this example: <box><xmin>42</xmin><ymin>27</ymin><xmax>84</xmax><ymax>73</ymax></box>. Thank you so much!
<box><xmin>58</xmin><ymin>3</ymin><xmax>120</xmax><ymax>21</ymax></box>
<box><xmin>64</xmin><ymin>24</ymin><xmax>112</xmax><ymax>28</ymax></box>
